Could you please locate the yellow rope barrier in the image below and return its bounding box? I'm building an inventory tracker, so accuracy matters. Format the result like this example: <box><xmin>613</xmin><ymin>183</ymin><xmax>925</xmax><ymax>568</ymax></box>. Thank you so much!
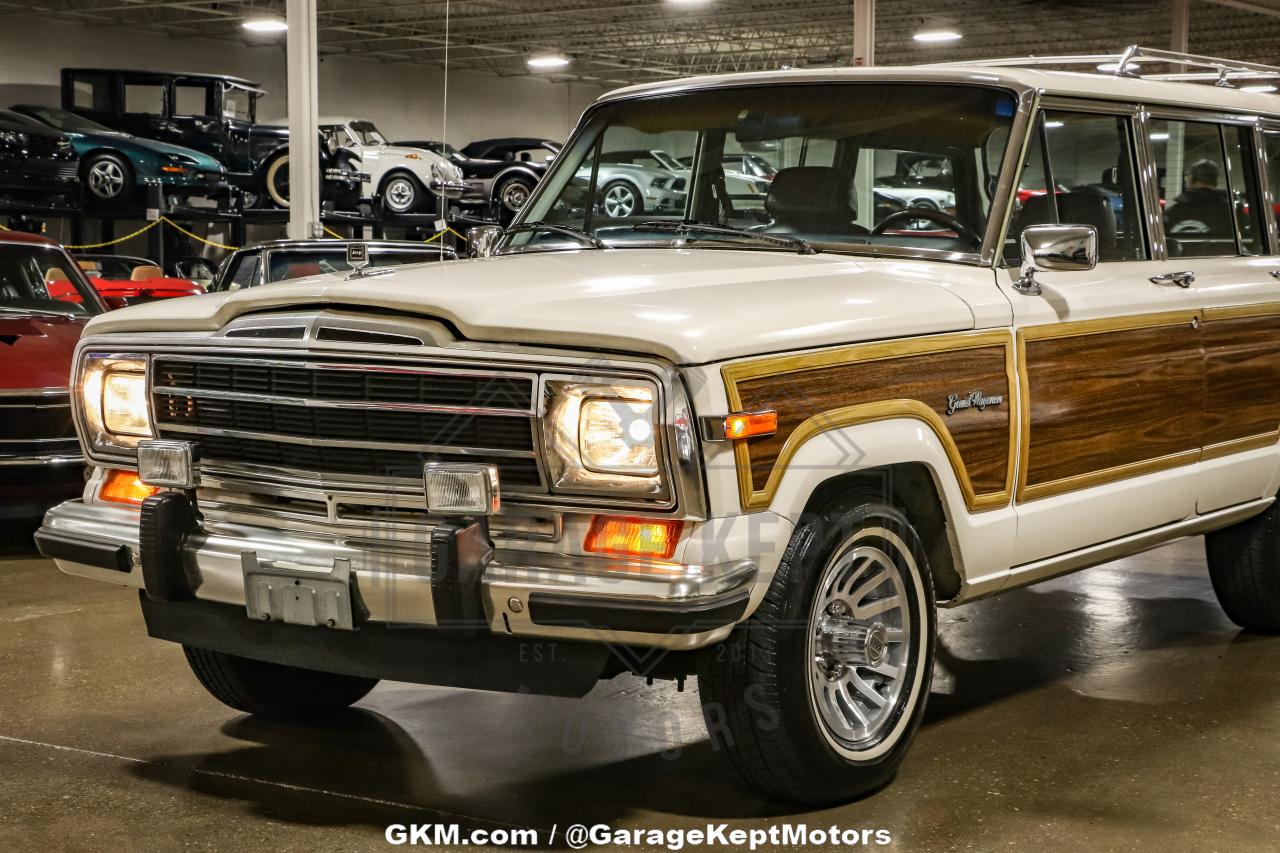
<box><xmin>62</xmin><ymin>218</ymin><xmax>164</xmax><ymax>250</ymax></box>
<box><xmin>423</xmin><ymin>226</ymin><xmax>469</xmax><ymax>245</ymax></box>
<box><xmin>159</xmin><ymin>217</ymin><xmax>240</xmax><ymax>251</ymax></box>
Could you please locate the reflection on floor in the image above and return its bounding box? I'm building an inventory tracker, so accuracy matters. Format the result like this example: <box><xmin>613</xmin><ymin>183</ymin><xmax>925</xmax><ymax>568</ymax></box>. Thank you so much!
<box><xmin>1</xmin><ymin>521</ymin><xmax>1277</xmax><ymax>851</ymax></box>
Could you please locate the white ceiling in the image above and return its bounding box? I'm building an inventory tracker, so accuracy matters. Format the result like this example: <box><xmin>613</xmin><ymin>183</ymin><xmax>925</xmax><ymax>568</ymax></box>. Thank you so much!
<box><xmin>6</xmin><ymin>0</ymin><xmax>1280</xmax><ymax>85</ymax></box>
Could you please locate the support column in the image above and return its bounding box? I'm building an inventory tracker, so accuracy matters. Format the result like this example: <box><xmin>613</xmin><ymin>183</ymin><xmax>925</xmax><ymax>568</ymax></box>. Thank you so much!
<box><xmin>854</xmin><ymin>0</ymin><xmax>875</xmax><ymax>67</ymax></box>
<box><xmin>286</xmin><ymin>0</ymin><xmax>320</xmax><ymax>240</ymax></box>
<box><xmin>1171</xmin><ymin>0</ymin><xmax>1190</xmax><ymax>53</ymax></box>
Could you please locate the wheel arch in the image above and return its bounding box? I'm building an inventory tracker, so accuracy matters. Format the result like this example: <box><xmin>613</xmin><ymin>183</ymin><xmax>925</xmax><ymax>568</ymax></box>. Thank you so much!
<box><xmin>799</xmin><ymin>464</ymin><xmax>961</xmax><ymax>602</ymax></box>
<box><xmin>80</xmin><ymin>147</ymin><xmax>138</xmax><ymax>176</ymax></box>
<box><xmin>491</xmin><ymin>165</ymin><xmax>539</xmax><ymax>192</ymax></box>
<box><xmin>753</xmin><ymin>416</ymin><xmax>1018</xmax><ymax>603</ymax></box>
<box><xmin>377</xmin><ymin>167</ymin><xmax>423</xmax><ymax>195</ymax></box>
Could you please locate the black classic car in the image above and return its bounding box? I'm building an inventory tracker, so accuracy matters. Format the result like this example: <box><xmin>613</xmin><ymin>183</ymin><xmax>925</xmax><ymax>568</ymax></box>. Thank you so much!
<box><xmin>397</xmin><ymin>137</ymin><xmax>559</xmax><ymax>223</ymax></box>
<box><xmin>0</xmin><ymin>110</ymin><xmax>78</xmax><ymax>205</ymax></box>
<box><xmin>60</xmin><ymin>68</ymin><xmax>360</xmax><ymax>209</ymax></box>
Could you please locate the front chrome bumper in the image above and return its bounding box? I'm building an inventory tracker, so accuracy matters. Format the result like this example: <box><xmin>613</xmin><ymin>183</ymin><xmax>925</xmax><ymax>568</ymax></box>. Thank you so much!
<box><xmin>39</xmin><ymin>498</ymin><xmax>757</xmax><ymax>650</ymax></box>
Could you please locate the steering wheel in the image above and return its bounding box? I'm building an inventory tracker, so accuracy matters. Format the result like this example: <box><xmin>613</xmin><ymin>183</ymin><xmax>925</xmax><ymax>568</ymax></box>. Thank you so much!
<box><xmin>872</xmin><ymin>207</ymin><xmax>982</xmax><ymax>250</ymax></box>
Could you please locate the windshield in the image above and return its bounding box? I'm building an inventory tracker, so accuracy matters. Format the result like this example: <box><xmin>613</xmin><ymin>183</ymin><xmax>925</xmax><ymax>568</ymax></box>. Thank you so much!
<box><xmin>20</xmin><ymin>106</ymin><xmax>111</xmax><ymax>133</ymax></box>
<box><xmin>349</xmin><ymin>121</ymin><xmax>389</xmax><ymax>146</ymax></box>
<box><xmin>0</xmin><ymin>244</ymin><xmax>101</xmax><ymax>315</ymax></box>
<box><xmin>517</xmin><ymin>83</ymin><xmax>1016</xmax><ymax>257</ymax></box>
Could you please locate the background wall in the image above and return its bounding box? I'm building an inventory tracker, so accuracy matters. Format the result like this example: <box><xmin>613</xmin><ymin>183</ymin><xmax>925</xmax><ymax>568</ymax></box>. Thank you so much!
<box><xmin>0</xmin><ymin>18</ymin><xmax>607</xmax><ymax>145</ymax></box>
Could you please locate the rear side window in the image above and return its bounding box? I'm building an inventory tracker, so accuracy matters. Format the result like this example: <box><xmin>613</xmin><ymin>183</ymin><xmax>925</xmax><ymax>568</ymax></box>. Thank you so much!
<box><xmin>174</xmin><ymin>83</ymin><xmax>214</xmax><ymax>118</ymax></box>
<box><xmin>1150</xmin><ymin>119</ymin><xmax>1265</xmax><ymax>257</ymax></box>
<box><xmin>1008</xmin><ymin>111</ymin><xmax>1147</xmax><ymax>263</ymax></box>
<box><xmin>221</xmin><ymin>253</ymin><xmax>260</xmax><ymax>290</ymax></box>
<box><xmin>125</xmin><ymin>83</ymin><xmax>165</xmax><ymax>116</ymax></box>
<box><xmin>69</xmin><ymin>73</ymin><xmax>113</xmax><ymax>111</ymax></box>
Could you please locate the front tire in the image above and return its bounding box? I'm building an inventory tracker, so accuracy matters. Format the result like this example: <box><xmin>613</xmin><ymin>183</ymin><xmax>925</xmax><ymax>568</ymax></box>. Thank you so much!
<box><xmin>83</xmin><ymin>152</ymin><xmax>134</xmax><ymax>204</ymax></box>
<box><xmin>1206</xmin><ymin>499</ymin><xmax>1280</xmax><ymax>632</ymax></box>
<box><xmin>183</xmin><ymin>646</ymin><xmax>378</xmax><ymax>719</ymax></box>
<box><xmin>599</xmin><ymin>179</ymin><xmax>643</xmax><ymax>219</ymax></box>
<box><xmin>697</xmin><ymin>491</ymin><xmax>936</xmax><ymax>805</ymax></box>
<box><xmin>381</xmin><ymin>173</ymin><xmax>426</xmax><ymax>214</ymax></box>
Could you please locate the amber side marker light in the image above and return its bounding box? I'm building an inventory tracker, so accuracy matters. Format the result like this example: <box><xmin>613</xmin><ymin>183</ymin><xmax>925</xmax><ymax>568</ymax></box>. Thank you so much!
<box><xmin>584</xmin><ymin>516</ymin><xmax>683</xmax><ymax>560</ymax></box>
<box><xmin>100</xmin><ymin>469</ymin><xmax>160</xmax><ymax>506</ymax></box>
<box><xmin>724</xmin><ymin>410</ymin><xmax>778</xmax><ymax>440</ymax></box>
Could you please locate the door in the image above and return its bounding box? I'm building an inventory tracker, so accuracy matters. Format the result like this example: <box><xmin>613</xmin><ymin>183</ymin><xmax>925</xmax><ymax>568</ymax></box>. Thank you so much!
<box><xmin>117</xmin><ymin>74</ymin><xmax>170</xmax><ymax>141</ymax></box>
<box><xmin>1146</xmin><ymin>114</ymin><xmax>1280</xmax><ymax>511</ymax></box>
<box><xmin>169</xmin><ymin>77</ymin><xmax>225</xmax><ymax>163</ymax></box>
<box><xmin>1001</xmin><ymin>103</ymin><xmax>1203</xmax><ymax>566</ymax></box>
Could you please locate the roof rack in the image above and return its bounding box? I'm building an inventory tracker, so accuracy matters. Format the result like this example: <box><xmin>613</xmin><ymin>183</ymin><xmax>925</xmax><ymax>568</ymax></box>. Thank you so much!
<box><xmin>942</xmin><ymin>45</ymin><xmax>1280</xmax><ymax>88</ymax></box>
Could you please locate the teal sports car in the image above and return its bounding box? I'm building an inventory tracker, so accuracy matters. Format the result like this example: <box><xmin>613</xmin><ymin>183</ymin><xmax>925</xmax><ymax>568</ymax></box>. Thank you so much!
<box><xmin>9</xmin><ymin>104</ymin><xmax>228</xmax><ymax>205</ymax></box>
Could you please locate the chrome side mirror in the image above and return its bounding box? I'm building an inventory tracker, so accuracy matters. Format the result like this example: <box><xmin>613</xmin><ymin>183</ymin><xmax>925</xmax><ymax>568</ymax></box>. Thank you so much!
<box><xmin>467</xmin><ymin>225</ymin><xmax>504</xmax><ymax>258</ymax></box>
<box><xmin>1015</xmin><ymin>224</ymin><xmax>1098</xmax><ymax>295</ymax></box>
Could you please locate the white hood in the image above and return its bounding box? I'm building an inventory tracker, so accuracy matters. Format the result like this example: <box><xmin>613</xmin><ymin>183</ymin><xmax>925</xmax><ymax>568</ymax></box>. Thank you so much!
<box><xmin>84</xmin><ymin>249</ymin><xmax>980</xmax><ymax>364</ymax></box>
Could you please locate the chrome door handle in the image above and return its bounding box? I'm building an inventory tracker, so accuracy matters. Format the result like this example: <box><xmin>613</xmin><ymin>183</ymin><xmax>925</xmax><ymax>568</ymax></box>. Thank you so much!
<box><xmin>1149</xmin><ymin>271</ymin><xmax>1195</xmax><ymax>288</ymax></box>
<box><xmin>1269</xmin><ymin>270</ymin><xmax>1280</xmax><ymax>280</ymax></box>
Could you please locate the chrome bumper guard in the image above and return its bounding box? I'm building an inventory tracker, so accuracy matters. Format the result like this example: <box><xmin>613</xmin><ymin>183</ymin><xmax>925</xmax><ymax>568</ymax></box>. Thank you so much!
<box><xmin>39</xmin><ymin>498</ymin><xmax>756</xmax><ymax>651</ymax></box>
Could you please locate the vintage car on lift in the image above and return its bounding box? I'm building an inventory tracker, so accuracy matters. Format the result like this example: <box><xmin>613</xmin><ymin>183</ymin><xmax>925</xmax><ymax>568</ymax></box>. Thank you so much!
<box><xmin>398</xmin><ymin>137</ymin><xmax>561</xmax><ymax>223</ymax></box>
<box><xmin>207</xmin><ymin>239</ymin><xmax>456</xmax><ymax>292</ymax></box>
<box><xmin>0</xmin><ymin>231</ymin><xmax>104</xmax><ymax>519</ymax></box>
<box><xmin>316</xmin><ymin>118</ymin><xmax>464</xmax><ymax>215</ymax></box>
<box><xmin>10</xmin><ymin>105</ymin><xmax>228</xmax><ymax>207</ymax></box>
<box><xmin>35</xmin><ymin>46</ymin><xmax>1280</xmax><ymax>805</ymax></box>
<box><xmin>59</xmin><ymin>68</ymin><xmax>361</xmax><ymax>209</ymax></box>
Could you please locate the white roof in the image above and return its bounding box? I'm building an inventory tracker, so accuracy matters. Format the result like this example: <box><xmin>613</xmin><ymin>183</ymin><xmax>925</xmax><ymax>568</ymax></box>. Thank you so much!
<box><xmin>598</xmin><ymin>65</ymin><xmax>1280</xmax><ymax>119</ymax></box>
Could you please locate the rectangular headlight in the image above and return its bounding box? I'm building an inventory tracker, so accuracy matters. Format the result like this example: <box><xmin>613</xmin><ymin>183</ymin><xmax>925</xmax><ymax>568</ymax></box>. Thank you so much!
<box><xmin>81</xmin><ymin>353</ymin><xmax>152</xmax><ymax>453</ymax></box>
<box><xmin>543</xmin><ymin>379</ymin><xmax>664</xmax><ymax>498</ymax></box>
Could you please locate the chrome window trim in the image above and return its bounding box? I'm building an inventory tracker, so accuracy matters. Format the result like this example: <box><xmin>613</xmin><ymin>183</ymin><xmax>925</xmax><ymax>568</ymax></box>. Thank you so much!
<box><xmin>1255</xmin><ymin>123</ymin><xmax>1279</xmax><ymax>255</ymax></box>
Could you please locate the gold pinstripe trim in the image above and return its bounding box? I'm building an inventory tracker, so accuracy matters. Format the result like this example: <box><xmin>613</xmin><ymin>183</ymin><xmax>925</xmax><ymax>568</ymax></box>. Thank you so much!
<box><xmin>722</xmin><ymin>329</ymin><xmax>1017</xmax><ymax>513</ymax></box>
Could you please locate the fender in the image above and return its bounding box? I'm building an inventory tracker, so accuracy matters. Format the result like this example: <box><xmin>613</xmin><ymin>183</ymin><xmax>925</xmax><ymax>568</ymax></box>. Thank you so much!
<box><xmin>761</xmin><ymin>417</ymin><xmax>1018</xmax><ymax>602</ymax></box>
<box><xmin>490</xmin><ymin>164</ymin><xmax>541</xmax><ymax>190</ymax></box>
<box><xmin>250</xmin><ymin>142</ymin><xmax>290</xmax><ymax>182</ymax></box>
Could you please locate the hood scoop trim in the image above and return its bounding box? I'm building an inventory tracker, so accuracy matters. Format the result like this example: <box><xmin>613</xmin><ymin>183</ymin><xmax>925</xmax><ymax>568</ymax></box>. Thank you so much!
<box><xmin>218</xmin><ymin>308</ymin><xmax>456</xmax><ymax>348</ymax></box>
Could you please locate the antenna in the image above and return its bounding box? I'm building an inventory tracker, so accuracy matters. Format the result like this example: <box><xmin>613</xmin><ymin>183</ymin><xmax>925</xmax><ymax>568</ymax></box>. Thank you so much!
<box><xmin>438</xmin><ymin>0</ymin><xmax>451</xmax><ymax>259</ymax></box>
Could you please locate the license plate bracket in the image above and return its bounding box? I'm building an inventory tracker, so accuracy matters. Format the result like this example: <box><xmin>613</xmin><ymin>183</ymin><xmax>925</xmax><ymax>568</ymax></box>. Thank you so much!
<box><xmin>241</xmin><ymin>552</ymin><xmax>356</xmax><ymax>630</ymax></box>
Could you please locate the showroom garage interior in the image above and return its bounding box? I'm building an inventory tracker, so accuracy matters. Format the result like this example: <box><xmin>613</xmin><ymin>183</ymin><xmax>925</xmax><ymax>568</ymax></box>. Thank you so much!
<box><xmin>5</xmin><ymin>1</ymin><xmax>1280</xmax><ymax>851</ymax></box>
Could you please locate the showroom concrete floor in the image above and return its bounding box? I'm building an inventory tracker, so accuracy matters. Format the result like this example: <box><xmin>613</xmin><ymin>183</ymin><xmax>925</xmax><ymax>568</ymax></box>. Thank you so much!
<box><xmin>1</xmin><ymin>522</ymin><xmax>1277</xmax><ymax>853</ymax></box>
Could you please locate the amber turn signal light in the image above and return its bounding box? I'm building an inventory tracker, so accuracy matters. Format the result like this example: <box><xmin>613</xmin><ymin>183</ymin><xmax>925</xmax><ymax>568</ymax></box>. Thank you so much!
<box><xmin>584</xmin><ymin>516</ymin><xmax>683</xmax><ymax>560</ymax></box>
<box><xmin>724</xmin><ymin>410</ymin><xmax>778</xmax><ymax>440</ymax></box>
<box><xmin>100</xmin><ymin>469</ymin><xmax>160</xmax><ymax>506</ymax></box>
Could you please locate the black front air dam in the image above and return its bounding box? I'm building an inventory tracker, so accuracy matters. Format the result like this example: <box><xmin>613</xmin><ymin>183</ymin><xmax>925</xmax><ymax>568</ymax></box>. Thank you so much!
<box><xmin>139</xmin><ymin>595</ymin><xmax>611</xmax><ymax>698</ymax></box>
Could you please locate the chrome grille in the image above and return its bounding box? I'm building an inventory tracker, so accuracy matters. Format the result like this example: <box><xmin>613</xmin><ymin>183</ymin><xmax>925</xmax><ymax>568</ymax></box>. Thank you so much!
<box><xmin>150</xmin><ymin>356</ymin><xmax>544</xmax><ymax>492</ymax></box>
<box><xmin>0</xmin><ymin>391</ymin><xmax>80</xmax><ymax>462</ymax></box>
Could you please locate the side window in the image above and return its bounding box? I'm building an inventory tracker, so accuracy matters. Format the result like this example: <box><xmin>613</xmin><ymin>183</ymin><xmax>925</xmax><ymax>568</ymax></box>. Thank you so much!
<box><xmin>69</xmin><ymin>73</ymin><xmax>112</xmax><ymax>111</ymax></box>
<box><xmin>225</xmin><ymin>254</ymin><xmax>260</xmax><ymax>290</ymax></box>
<box><xmin>174</xmin><ymin>84</ymin><xmax>214</xmax><ymax>119</ymax></box>
<box><xmin>1150</xmin><ymin>119</ymin><xmax>1264</xmax><ymax>257</ymax></box>
<box><xmin>1009</xmin><ymin>111</ymin><xmax>1147</xmax><ymax>263</ymax></box>
<box><xmin>124</xmin><ymin>82</ymin><xmax>165</xmax><ymax>116</ymax></box>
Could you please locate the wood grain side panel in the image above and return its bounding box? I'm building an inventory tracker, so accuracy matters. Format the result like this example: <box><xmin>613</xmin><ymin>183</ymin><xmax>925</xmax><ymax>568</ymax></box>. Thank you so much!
<box><xmin>1203</xmin><ymin>311</ymin><xmax>1280</xmax><ymax>447</ymax></box>
<box><xmin>731</xmin><ymin>344</ymin><xmax>1012</xmax><ymax>498</ymax></box>
<box><xmin>1022</xmin><ymin>323</ymin><xmax>1202</xmax><ymax>489</ymax></box>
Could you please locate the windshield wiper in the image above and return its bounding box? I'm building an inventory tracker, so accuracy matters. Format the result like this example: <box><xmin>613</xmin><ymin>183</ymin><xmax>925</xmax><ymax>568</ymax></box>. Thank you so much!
<box><xmin>633</xmin><ymin>220</ymin><xmax>818</xmax><ymax>255</ymax></box>
<box><xmin>504</xmin><ymin>221</ymin><xmax>605</xmax><ymax>250</ymax></box>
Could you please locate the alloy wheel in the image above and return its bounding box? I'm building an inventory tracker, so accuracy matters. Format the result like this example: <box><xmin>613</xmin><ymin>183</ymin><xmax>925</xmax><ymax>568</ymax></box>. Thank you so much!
<box><xmin>385</xmin><ymin>177</ymin><xmax>417</xmax><ymax>212</ymax></box>
<box><xmin>88</xmin><ymin>159</ymin><xmax>126</xmax><ymax>199</ymax></box>
<box><xmin>500</xmin><ymin>181</ymin><xmax>531</xmax><ymax>212</ymax></box>
<box><xmin>806</xmin><ymin>538</ymin><xmax>914</xmax><ymax>754</ymax></box>
<box><xmin>603</xmin><ymin>183</ymin><xmax>636</xmax><ymax>217</ymax></box>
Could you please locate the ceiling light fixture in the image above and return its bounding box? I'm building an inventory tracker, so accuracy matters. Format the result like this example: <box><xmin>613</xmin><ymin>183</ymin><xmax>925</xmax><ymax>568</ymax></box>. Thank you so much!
<box><xmin>527</xmin><ymin>54</ymin><xmax>571</xmax><ymax>70</ymax></box>
<box><xmin>1150</xmin><ymin>132</ymin><xmax>1170</xmax><ymax>141</ymax></box>
<box><xmin>242</xmin><ymin>18</ymin><xmax>288</xmax><ymax>33</ymax></box>
<box><xmin>913</xmin><ymin>30</ymin><xmax>962</xmax><ymax>43</ymax></box>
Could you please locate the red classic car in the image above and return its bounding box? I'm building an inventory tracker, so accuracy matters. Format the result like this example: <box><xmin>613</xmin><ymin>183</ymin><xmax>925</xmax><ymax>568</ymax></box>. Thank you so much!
<box><xmin>0</xmin><ymin>230</ymin><xmax>105</xmax><ymax>519</ymax></box>
<box><xmin>74</xmin><ymin>254</ymin><xmax>204</xmax><ymax>308</ymax></box>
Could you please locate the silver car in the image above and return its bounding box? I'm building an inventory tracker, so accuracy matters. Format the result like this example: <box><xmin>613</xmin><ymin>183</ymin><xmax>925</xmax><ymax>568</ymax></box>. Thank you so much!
<box><xmin>576</xmin><ymin>149</ymin><xmax>687</xmax><ymax>218</ymax></box>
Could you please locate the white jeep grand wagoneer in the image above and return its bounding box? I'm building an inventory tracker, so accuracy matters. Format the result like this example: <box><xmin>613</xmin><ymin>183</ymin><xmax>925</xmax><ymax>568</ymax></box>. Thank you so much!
<box><xmin>37</xmin><ymin>46</ymin><xmax>1280</xmax><ymax>805</ymax></box>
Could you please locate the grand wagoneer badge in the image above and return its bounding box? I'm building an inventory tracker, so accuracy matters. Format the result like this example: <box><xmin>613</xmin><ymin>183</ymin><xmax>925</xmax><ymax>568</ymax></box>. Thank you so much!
<box><xmin>946</xmin><ymin>391</ymin><xmax>1005</xmax><ymax>416</ymax></box>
